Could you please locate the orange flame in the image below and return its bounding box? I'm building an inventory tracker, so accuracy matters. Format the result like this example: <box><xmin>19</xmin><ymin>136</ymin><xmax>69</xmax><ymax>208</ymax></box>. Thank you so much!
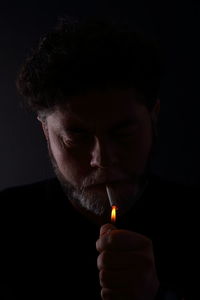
<box><xmin>111</xmin><ymin>205</ymin><xmax>117</xmax><ymax>223</ymax></box>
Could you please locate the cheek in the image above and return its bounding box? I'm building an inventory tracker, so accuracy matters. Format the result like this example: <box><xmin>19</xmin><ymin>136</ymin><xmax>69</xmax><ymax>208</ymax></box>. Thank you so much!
<box><xmin>122</xmin><ymin>125</ymin><xmax>152</xmax><ymax>171</ymax></box>
<box><xmin>49</xmin><ymin>133</ymin><xmax>89</xmax><ymax>185</ymax></box>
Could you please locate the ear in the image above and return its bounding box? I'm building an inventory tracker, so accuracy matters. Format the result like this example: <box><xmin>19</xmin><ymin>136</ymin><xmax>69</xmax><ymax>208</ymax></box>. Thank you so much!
<box><xmin>151</xmin><ymin>98</ymin><xmax>160</xmax><ymax>123</ymax></box>
<box><xmin>37</xmin><ymin>116</ymin><xmax>49</xmax><ymax>141</ymax></box>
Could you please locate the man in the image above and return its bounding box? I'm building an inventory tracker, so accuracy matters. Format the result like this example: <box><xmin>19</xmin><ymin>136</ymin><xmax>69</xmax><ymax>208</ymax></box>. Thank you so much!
<box><xmin>0</xmin><ymin>16</ymin><xmax>196</xmax><ymax>299</ymax></box>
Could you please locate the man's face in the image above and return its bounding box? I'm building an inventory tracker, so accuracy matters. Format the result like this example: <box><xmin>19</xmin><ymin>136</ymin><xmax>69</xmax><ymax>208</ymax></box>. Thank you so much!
<box><xmin>40</xmin><ymin>88</ymin><xmax>159</xmax><ymax>221</ymax></box>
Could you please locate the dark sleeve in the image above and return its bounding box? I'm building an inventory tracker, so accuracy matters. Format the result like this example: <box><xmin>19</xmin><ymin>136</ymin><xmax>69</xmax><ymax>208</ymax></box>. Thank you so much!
<box><xmin>155</xmin><ymin>284</ymin><xmax>184</xmax><ymax>299</ymax></box>
<box><xmin>0</xmin><ymin>189</ymin><xmax>17</xmax><ymax>300</ymax></box>
<box><xmin>153</xmin><ymin>181</ymin><xmax>199</xmax><ymax>300</ymax></box>
<box><xmin>0</xmin><ymin>283</ymin><xmax>16</xmax><ymax>300</ymax></box>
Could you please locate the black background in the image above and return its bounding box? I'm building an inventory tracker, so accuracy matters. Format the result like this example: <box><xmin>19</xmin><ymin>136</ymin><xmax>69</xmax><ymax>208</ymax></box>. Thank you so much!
<box><xmin>1</xmin><ymin>0</ymin><xmax>200</xmax><ymax>190</ymax></box>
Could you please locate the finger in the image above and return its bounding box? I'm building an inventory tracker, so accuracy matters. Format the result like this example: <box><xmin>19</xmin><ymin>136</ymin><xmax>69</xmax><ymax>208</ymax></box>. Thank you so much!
<box><xmin>96</xmin><ymin>229</ymin><xmax>152</xmax><ymax>252</ymax></box>
<box><xmin>100</xmin><ymin>223</ymin><xmax>116</xmax><ymax>237</ymax></box>
<box><xmin>99</xmin><ymin>269</ymin><xmax>143</xmax><ymax>289</ymax></box>
<box><xmin>100</xmin><ymin>282</ymin><xmax>159</xmax><ymax>300</ymax></box>
<box><xmin>101</xmin><ymin>287</ymin><xmax>135</xmax><ymax>300</ymax></box>
<box><xmin>97</xmin><ymin>250</ymin><xmax>153</xmax><ymax>271</ymax></box>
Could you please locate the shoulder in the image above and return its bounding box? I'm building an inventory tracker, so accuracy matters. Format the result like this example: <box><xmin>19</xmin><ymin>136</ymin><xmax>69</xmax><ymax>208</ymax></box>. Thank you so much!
<box><xmin>0</xmin><ymin>177</ymin><xmax>65</xmax><ymax>243</ymax></box>
<box><xmin>145</xmin><ymin>173</ymin><xmax>199</xmax><ymax>226</ymax></box>
<box><xmin>148</xmin><ymin>173</ymin><xmax>199</xmax><ymax>203</ymax></box>
<box><xmin>148</xmin><ymin>175</ymin><xmax>199</xmax><ymax>294</ymax></box>
<box><xmin>147</xmin><ymin>174</ymin><xmax>199</xmax><ymax>241</ymax></box>
<box><xmin>148</xmin><ymin>172</ymin><xmax>198</xmax><ymax>192</ymax></box>
<box><xmin>0</xmin><ymin>177</ymin><xmax>59</xmax><ymax>197</ymax></box>
<box><xmin>0</xmin><ymin>177</ymin><xmax>60</xmax><ymax>214</ymax></box>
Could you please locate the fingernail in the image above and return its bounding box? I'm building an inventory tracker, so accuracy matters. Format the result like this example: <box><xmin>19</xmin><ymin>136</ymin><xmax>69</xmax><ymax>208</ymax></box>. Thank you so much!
<box><xmin>100</xmin><ymin>224</ymin><xmax>116</xmax><ymax>236</ymax></box>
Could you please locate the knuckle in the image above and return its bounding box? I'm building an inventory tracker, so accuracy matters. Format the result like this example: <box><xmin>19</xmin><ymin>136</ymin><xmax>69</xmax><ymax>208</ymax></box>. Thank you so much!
<box><xmin>97</xmin><ymin>254</ymin><xmax>103</xmax><ymax>270</ymax></box>
<box><xmin>101</xmin><ymin>288</ymin><xmax>112</xmax><ymax>300</ymax></box>
<box><xmin>97</xmin><ymin>234</ymin><xmax>113</xmax><ymax>252</ymax></box>
<box><xmin>99</xmin><ymin>269</ymin><xmax>107</xmax><ymax>287</ymax></box>
<box><xmin>96</xmin><ymin>238</ymin><xmax>103</xmax><ymax>252</ymax></box>
<box><xmin>107</xmin><ymin>232</ymin><xmax>116</xmax><ymax>247</ymax></box>
<box><xmin>97</xmin><ymin>251</ymin><xmax>109</xmax><ymax>270</ymax></box>
<box><xmin>96</xmin><ymin>239</ymin><xmax>100</xmax><ymax>251</ymax></box>
<box><xmin>102</xmin><ymin>250</ymin><xmax>110</xmax><ymax>265</ymax></box>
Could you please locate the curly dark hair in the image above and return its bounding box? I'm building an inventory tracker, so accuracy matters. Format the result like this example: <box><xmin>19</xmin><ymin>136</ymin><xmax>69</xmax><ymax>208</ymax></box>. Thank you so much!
<box><xmin>16</xmin><ymin>15</ymin><xmax>161</xmax><ymax>115</ymax></box>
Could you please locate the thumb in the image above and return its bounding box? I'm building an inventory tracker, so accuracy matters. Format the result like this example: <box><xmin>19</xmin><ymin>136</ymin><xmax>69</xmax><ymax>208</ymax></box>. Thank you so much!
<box><xmin>100</xmin><ymin>223</ymin><xmax>117</xmax><ymax>237</ymax></box>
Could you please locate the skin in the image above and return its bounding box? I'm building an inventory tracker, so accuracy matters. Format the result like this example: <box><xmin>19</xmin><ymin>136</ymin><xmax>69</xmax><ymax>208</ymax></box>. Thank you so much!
<box><xmin>96</xmin><ymin>223</ymin><xmax>160</xmax><ymax>300</ymax></box>
<box><xmin>38</xmin><ymin>87</ymin><xmax>160</xmax><ymax>299</ymax></box>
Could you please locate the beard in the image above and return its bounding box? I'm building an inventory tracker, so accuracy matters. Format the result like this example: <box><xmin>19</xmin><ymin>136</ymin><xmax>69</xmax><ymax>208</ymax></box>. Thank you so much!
<box><xmin>46</xmin><ymin>122</ymin><xmax>157</xmax><ymax>221</ymax></box>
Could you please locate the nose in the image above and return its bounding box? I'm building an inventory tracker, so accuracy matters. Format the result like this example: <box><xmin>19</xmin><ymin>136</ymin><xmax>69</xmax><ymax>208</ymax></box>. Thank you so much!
<box><xmin>90</xmin><ymin>136</ymin><xmax>119</xmax><ymax>169</ymax></box>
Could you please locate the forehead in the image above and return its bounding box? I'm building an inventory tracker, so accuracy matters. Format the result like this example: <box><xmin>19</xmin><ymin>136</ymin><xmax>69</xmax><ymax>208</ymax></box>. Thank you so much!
<box><xmin>49</xmin><ymin>88</ymin><xmax>147</xmax><ymax>130</ymax></box>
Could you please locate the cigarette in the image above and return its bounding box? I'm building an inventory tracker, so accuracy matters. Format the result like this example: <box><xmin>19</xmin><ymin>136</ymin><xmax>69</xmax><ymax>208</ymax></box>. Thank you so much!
<box><xmin>106</xmin><ymin>185</ymin><xmax>118</xmax><ymax>223</ymax></box>
<box><xmin>106</xmin><ymin>185</ymin><xmax>116</xmax><ymax>206</ymax></box>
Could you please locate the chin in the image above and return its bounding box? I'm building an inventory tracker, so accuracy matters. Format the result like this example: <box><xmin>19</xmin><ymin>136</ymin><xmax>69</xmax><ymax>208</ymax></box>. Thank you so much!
<box><xmin>72</xmin><ymin>185</ymin><xmax>111</xmax><ymax>217</ymax></box>
<box><xmin>80</xmin><ymin>181</ymin><xmax>140</xmax><ymax>216</ymax></box>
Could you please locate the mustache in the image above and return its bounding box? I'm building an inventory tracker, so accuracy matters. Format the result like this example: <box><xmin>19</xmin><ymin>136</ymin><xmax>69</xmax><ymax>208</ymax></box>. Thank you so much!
<box><xmin>80</xmin><ymin>170</ymin><xmax>140</xmax><ymax>189</ymax></box>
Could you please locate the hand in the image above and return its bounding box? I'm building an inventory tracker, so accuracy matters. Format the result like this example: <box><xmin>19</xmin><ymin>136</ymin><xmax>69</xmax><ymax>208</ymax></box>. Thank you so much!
<box><xmin>96</xmin><ymin>223</ymin><xmax>160</xmax><ymax>300</ymax></box>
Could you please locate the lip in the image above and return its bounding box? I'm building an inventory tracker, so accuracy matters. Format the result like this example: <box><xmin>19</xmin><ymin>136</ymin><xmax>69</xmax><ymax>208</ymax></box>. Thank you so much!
<box><xmin>88</xmin><ymin>180</ymin><xmax>121</xmax><ymax>188</ymax></box>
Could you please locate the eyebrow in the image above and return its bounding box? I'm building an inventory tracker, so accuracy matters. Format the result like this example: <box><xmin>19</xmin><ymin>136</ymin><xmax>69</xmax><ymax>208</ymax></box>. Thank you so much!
<box><xmin>62</xmin><ymin>118</ymin><xmax>137</xmax><ymax>134</ymax></box>
<box><xmin>110</xmin><ymin>119</ymin><xmax>137</xmax><ymax>132</ymax></box>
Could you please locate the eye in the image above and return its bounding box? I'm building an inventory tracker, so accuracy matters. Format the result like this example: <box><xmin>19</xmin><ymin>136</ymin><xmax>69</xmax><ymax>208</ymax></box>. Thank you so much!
<box><xmin>68</xmin><ymin>130</ymin><xmax>91</xmax><ymax>139</ymax></box>
<box><xmin>62</xmin><ymin>129</ymin><xmax>93</xmax><ymax>146</ymax></box>
<box><xmin>115</xmin><ymin>124</ymin><xmax>138</xmax><ymax>136</ymax></box>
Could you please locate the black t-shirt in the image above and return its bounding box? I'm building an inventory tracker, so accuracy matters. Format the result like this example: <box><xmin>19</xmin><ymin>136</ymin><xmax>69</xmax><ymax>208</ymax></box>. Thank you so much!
<box><xmin>0</xmin><ymin>174</ymin><xmax>198</xmax><ymax>299</ymax></box>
